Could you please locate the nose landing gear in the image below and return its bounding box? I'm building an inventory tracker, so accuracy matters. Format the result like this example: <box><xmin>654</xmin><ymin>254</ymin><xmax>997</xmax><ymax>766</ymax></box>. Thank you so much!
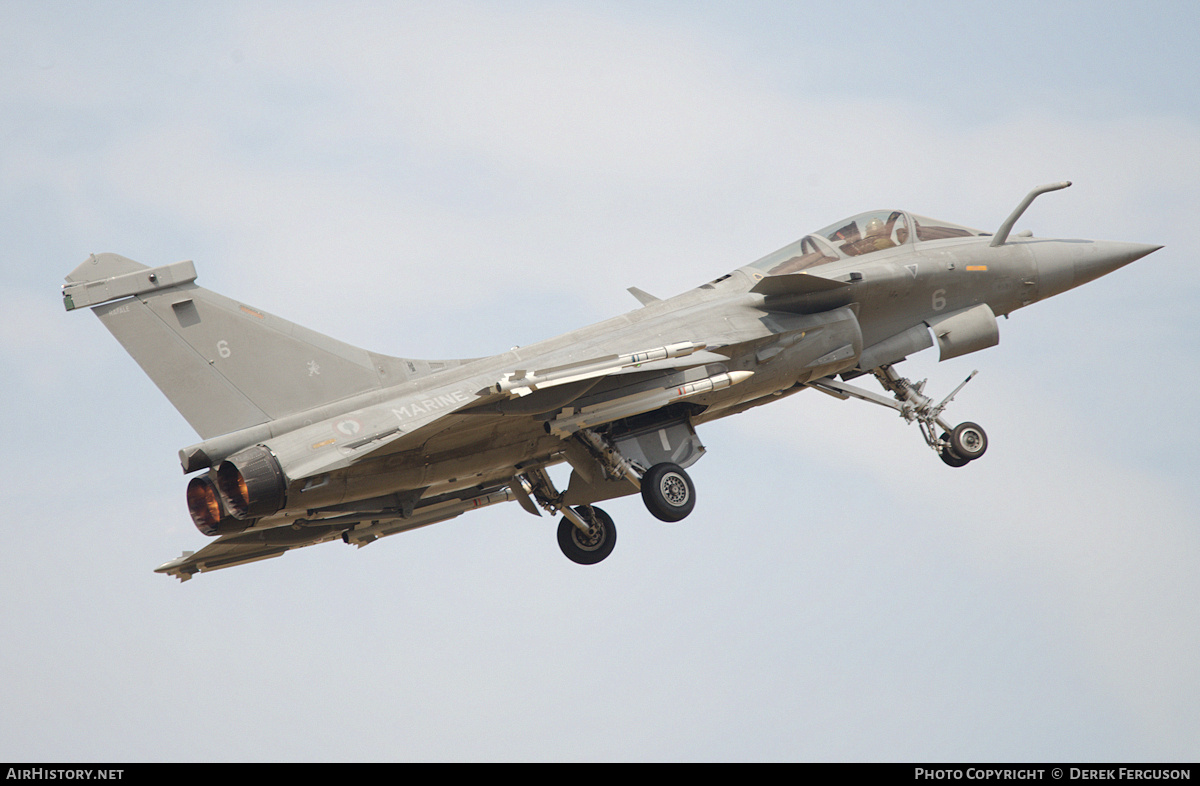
<box><xmin>809</xmin><ymin>364</ymin><xmax>988</xmax><ymax>467</ymax></box>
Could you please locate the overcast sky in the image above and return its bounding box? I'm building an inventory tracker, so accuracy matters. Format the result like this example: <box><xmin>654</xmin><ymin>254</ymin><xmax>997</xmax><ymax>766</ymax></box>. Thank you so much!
<box><xmin>3</xmin><ymin>0</ymin><xmax>1199</xmax><ymax>762</ymax></box>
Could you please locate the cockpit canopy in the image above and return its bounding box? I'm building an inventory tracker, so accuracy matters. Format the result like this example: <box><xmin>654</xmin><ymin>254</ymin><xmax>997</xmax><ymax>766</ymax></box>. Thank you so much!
<box><xmin>747</xmin><ymin>211</ymin><xmax>988</xmax><ymax>276</ymax></box>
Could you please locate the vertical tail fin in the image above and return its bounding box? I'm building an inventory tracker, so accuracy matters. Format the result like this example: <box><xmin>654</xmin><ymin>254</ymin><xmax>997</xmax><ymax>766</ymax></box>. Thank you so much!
<box><xmin>65</xmin><ymin>253</ymin><xmax>431</xmax><ymax>439</ymax></box>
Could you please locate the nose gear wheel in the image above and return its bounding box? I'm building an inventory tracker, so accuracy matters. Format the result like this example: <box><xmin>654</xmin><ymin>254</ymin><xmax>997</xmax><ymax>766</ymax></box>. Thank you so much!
<box><xmin>809</xmin><ymin>364</ymin><xmax>988</xmax><ymax>467</ymax></box>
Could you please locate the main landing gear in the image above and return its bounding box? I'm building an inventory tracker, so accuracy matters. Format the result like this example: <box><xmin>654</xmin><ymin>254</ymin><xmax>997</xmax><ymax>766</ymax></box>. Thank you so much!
<box><xmin>809</xmin><ymin>364</ymin><xmax>989</xmax><ymax>467</ymax></box>
<box><xmin>556</xmin><ymin>506</ymin><xmax>616</xmax><ymax>565</ymax></box>
<box><xmin>517</xmin><ymin>436</ymin><xmax>698</xmax><ymax>565</ymax></box>
<box><xmin>641</xmin><ymin>462</ymin><xmax>696</xmax><ymax>522</ymax></box>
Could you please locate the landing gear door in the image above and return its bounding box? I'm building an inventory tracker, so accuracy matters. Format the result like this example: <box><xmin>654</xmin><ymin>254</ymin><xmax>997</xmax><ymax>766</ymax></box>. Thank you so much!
<box><xmin>615</xmin><ymin>419</ymin><xmax>706</xmax><ymax>470</ymax></box>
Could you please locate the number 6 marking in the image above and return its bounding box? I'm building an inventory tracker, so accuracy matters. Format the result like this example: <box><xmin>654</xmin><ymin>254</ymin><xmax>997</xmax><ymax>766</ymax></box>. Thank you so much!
<box><xmin>217</xmin><ymin>340</ymin><xmax>231</xmax><ymax>358</ymax></box>
<box><xmin>932</xmin><ymin>289</ymin><xmax>946</xmax><ymax>311</ymax></box>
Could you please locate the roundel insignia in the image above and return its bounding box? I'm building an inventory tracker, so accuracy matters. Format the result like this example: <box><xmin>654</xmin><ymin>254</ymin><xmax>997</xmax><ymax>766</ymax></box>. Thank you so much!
<box><xmin>335</xmin><ymin>419</ymin><xmax>362</xmax><ymax>437</ymax></box>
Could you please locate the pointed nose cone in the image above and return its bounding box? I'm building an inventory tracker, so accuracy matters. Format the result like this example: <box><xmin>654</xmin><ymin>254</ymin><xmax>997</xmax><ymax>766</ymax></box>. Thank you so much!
<box><xmin>1073</xmin><ymin>240</ymin><xmax>1163</xmax><ymax>287</ymax></box>
<box><xmin>1034</xmin><ymin>240</ymin><xmax>1162</xmax><ymax>301</ymax></box>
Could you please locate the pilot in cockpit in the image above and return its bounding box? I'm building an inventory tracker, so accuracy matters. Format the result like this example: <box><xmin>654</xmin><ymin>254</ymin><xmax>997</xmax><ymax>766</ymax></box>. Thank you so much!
<box><xmin>862</xmin><ymin>217</ymin><xmax>896</xmax><ymax>252</ymax></box>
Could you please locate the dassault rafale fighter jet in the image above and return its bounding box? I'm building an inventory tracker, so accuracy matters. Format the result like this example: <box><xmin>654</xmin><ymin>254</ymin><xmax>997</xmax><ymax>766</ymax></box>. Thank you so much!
<box><xmin>64</xmin><ymin>182</ymin><xmax>1159</xmax><ymax>581</ymax></box>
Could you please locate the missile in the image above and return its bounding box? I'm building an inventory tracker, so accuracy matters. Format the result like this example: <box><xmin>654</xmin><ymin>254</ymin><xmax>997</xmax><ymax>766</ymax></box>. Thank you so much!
<box><xmin>497</xmin><ymin>341</ymin><xmax>708</xmax><ymax>396</ymax></box>
<box><xmin>548</xmin><ymin>370</ymin><xmax>753</xmax><ymax>436</ymax></box>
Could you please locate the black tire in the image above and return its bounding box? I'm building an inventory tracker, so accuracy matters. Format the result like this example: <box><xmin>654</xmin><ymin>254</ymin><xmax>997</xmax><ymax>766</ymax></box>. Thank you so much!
<box><xmin>939</xmin><ymin>448</ymin><xmax>970</xmax><ymax>467</ymax></box>
<box><xmin>557</xmin><ymin>506</ymin><xmax>616</xmax><ymax>565</ymax></box>
<box><xmin>950</xmin><ymin>422</ymin><xmax>988</xmax><ymax>462</ymax></box>
<box><xmin>938</xmin><ymin>432</ymin><xmax>970</xmax><ymax>467</ymax></box>
<box><xmin>641</xmin><ymin>462</ymin><xmax>696</xmax><ymax>522</ymax></box>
